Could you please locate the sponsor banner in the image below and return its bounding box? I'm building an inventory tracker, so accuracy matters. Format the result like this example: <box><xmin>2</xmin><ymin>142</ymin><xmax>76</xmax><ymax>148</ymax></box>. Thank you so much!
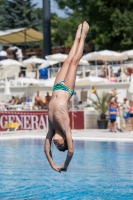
<box><xmin>69</xmin><ymin>111</ymin><xmax>84</xmax><ymax>129</ymax></box>
<box><xmin>0</xmin><ymin>111</ymin><xmax>84</xmax><ymax>131</ymax></box>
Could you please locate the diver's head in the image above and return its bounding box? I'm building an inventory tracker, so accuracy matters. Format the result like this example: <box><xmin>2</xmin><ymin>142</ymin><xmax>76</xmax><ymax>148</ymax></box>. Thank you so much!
<box><xmin>53</xmin><ymin>130</ymin><xmax>68</xmax><ymax>152</ymax></box>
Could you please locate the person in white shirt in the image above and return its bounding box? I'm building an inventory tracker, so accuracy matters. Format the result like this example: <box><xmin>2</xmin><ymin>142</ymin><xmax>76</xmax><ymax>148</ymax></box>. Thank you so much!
<box><xmin>0</xmin><ymin>47</ymin><xmax>8</xmax><ymax>60</ymax></box>
<box><xmin>14</xmin><ymin>47</ymin><xmax>23</xmax><ymax>62</ymax></box>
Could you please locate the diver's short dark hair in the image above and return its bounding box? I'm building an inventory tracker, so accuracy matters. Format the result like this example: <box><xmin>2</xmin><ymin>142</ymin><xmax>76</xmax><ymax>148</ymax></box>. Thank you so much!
<box><xmin>58</xmin><ymin>141</ymin><xmax>68</xmax><ymax>152</ymax></box>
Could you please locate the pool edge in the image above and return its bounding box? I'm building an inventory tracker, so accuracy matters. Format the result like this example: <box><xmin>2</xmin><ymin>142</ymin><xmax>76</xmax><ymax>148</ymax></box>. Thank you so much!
<box><xmin>0</xmin><ymin>134</ymin><xmax>133</xmax><ymax>142</ymax></box>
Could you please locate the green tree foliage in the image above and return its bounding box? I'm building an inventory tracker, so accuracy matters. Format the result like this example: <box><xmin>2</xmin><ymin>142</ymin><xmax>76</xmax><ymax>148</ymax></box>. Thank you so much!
<box><xmin>55</xmin><ymin>0</ymin><xmax>133</xmax><ymax>50</ymax></box>
<box><xmin>0</xmin><ymin>0</ymin><xmax>5</xmax><ymax>29</ymax></box>
<box><xmin>1</xmin><ymin>0</ymin><xmax>39</xmax><ymax>30</ymax></box>
<box><xmin>33</xmin><ymin>7</ymin><xmax>43</xmax><ymax>32</ymax></box>
<box><xmin>51</xmin><ymin>14</ymin><xmax>80</xmax><ymax>46</ymax></box>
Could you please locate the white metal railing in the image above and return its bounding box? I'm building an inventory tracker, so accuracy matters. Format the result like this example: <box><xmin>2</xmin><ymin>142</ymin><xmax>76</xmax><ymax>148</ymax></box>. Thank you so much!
<box><xmin>0</xmin><ymin>61</ymin><xmax>132</xmax><ymax>83</ymax></box>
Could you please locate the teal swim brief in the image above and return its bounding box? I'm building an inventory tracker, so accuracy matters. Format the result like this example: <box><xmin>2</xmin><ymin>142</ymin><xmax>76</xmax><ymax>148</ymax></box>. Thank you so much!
<box><xmin>53</xmin><ymin>81</ymin><xmax>74</xmax><ymax>96</ymax></box>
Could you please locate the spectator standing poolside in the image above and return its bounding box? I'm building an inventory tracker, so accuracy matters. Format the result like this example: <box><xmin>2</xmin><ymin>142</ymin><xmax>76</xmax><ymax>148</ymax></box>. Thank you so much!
<box><xmin>113</xmin><ymin>96</ymin><xmax>123</xmax><ymax>132</ymax></box>
<box><xmin>108</xmin><ymin>96</ymin><xmax>122</xmax><ymax>132</ymax></box>
<box><xmin>129</xmin><ymin>101</ymin><xmax>133</xmax><ymax>133</ymax></box>
<box><xmin>109</xmin><ymin>102</ymin><xmax>117</xmax><ymax>132</ymax></box>
<box><xmin>122</xmin><ymin>98</ymin><xmax>130</xmax><ymax>131</ymax></box>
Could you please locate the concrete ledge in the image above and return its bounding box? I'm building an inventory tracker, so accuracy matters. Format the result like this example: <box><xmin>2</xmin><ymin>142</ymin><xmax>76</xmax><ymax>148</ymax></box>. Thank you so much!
<box><xmin>0</xmin><ymin>129</ymin><xmax>133</xmax><ymax>142</ymax></box>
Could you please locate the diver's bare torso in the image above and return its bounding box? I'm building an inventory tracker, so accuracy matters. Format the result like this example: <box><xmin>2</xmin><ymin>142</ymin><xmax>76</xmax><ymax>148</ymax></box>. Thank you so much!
<box><xmin>48</xmin><ymin>90</ymin><xmax>71</xmax><ymax>132</ymax></box>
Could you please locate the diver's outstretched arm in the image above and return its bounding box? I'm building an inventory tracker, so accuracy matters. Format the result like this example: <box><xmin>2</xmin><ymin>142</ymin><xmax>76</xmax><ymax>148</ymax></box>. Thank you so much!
<box><xmin>60</xmin><ymin>127</ymin><xmax>74</xmax><ymax>171</ymax></box>
<box><xmin>44</xmin><ymin>129</ymin><xmax>61</xmax><ymax>172</ymax></box>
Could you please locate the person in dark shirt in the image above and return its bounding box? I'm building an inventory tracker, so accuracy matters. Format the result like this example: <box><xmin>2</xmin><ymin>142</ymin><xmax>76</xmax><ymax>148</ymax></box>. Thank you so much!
<box><xmin>109</xmin><ymin>102</ymin><xmax>117</xmax><ymax>132</ymax></box>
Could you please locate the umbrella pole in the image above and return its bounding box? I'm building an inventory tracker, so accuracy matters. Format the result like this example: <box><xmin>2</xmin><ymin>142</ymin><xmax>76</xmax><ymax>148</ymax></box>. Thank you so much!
<box><xmin>95</xmin><ymin>60</ymin><xmax>98</xmax><ymax>77</ymax></box>
<box><xmin>121</xmin><ymin>63</ymin><xmax>123</xmax><ymax>82</ymax></box>
<box><xmin>35</xmin><ymin>64</ymin><xmax>38</xmax><ymax>79</ymax></box>
<box><xmin>108</xmin><ymin>64</ymin><xmax>110</xmax><ymax>82</ymax></box>
<box><xmin>24</xmin><ymin>30</ymin><xmax>27</xmax><ymax>57</ymax></box>
<box><xmin>26</xmin><ymin>87</ymin><xmax>27</xmax><ymax>101</ymax></box>
<box><xmin>83</xmin><ymin>66</ymin><xmax>85</xmax><ymax>78</ymax></box>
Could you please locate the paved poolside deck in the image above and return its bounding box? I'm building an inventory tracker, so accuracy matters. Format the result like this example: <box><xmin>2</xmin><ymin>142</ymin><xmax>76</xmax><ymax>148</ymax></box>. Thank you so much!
<box><xmin>0</xmin><ymin>129</ymin><xmax>133</xmax><ymax>142</ymax></box>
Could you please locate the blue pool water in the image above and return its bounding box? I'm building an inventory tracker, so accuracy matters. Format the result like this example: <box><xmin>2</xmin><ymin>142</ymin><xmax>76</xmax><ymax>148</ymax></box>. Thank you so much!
<box><xmin>0</xmin><ymin>139</ymin><xmax>133</xmax><ymax>200</ymax></box>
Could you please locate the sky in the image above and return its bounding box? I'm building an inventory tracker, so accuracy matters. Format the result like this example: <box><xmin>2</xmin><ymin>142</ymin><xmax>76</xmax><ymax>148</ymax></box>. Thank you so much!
<box><xmin>33</xmin><ymin>0</ymin><xmax>67</xmax><ymax>18</ymax></box>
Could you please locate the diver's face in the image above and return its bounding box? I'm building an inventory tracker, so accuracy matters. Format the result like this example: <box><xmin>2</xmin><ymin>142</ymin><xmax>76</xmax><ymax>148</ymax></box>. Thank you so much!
<box><xmin>53</xmin><ymin>133</ymin><xmax>64</xmax><ymax>147</ymax></box>
<box><xmin>53</xmin><ymin>133</ymin><xmax>66</xmax><ymax>151</ymax></box>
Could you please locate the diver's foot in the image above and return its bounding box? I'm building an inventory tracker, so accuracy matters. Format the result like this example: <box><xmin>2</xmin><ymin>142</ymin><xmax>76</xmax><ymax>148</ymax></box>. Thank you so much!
<box><xmin>81</xmin><ymin>21</ymin><xmax>89</xmax><ymax>37</ymax></box>
<box><xmin>76</xmin><ymin>24</ymin><xmax>82</xmax><ymax>38</ymax></box>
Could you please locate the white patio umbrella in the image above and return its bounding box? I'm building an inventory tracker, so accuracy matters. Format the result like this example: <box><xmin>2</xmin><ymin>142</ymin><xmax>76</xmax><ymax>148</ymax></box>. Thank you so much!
<box><xmin>23</xmin><ymin>58</ymin><xmax>46</xmax><ymax>65</ymax></box>
<box><xmin>121</xmin><ymin>50</ymin><xmax>133</xmax><ymax>59</ymax></box>
<box><xmin>23</xmin><ymin>58</ymin><xmax>50</xmax><ymax>79</ymax></box>
<box><xmin>76</xmin><ymin>76</ymin><xmax>108</xmax><ymax>86</ymax></box>
<box><xmin>46</xmin><ymin>53</ymin><xmax>89</xmax><ymax>66</ymax></box>
<box><xmin>82</xmin><ymin>50</ymin><xmax>127</xmax><ymax>80</ymax></box>
<box><xmin>82</xmin><ymin>52</ymin><xmax>100</xmax><ymax>76</ymax></box>
<box><xmin>46</xmin><ymin>53</ymin><xmax>67</xmax><ymax>62</ymax></box>
<box><xmin>95</xmin><ymin>50</ymin><xmax>114</xmax><ymax>81</ymax></box>
<box><xmin>96</xmin><ymin>50</ymin><xmax>128</xmax><ymax>61</ymax></box>
<box><xmin>82</xmin><ymin>51</ymin><xmax>98</xmax><ymax>61</ymax></box>
<box><xmin>8</xmin><ymin>46</ymin><xmax>18</xmax><ymax>50</ymax></box>
<box><xmin>39</xmin><ymin>60</ymin><xmax>59</xmax><ymax>69</ymax></box>
<box><xmin>10</xmin><ymin>77</ymin><xmax>42</xmax><ymax>85</ymax></box>
<box><xmin>0</xmin><ymin>59</ymin><xmax>22</xmax><ymax>68</ymax></box>
<box><xmin>0</xmin><ymin>65</ymin><xmax>20</xmax><ymax>80</ymax></box>
<box><xmin>42</xmin><ymin>77</ymin><xmax>55</xmax><ymax>87</ymax></box>
<box><xmin>79</xmin><ymin>59</ymin><xmax>89</xmax><ymax>66</ymax></box>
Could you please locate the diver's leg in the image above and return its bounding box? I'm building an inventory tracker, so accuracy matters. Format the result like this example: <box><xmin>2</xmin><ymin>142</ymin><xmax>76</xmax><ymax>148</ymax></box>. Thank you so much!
<box><xmin>54</xmin><ymin>24</ymin><xmax>82</xmax><ymax>85</ymax></box>
<box><xmin>64</xmin><ymin>21</ymin><xmax>89</xmax><ymax>89</ymax></box>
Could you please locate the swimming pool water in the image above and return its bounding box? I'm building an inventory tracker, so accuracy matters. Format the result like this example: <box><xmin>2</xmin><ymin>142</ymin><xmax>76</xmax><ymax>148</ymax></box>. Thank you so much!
<box><xmin>0</xmin><ymin>139</ymin><xmax>133</xmax><ymax>200</ymax></box>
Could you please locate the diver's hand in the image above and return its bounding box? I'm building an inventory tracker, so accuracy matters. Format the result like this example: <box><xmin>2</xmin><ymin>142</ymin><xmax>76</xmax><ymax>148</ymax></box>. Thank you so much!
<box><xmin>52</xmin><ymin>165</ymin><xmax>61</xmax><ymax>173</ymax></box>
<box><xmin>60</xmin><ymin>165</ymin><xmax>67</xmax><ymax>172</ymax></box>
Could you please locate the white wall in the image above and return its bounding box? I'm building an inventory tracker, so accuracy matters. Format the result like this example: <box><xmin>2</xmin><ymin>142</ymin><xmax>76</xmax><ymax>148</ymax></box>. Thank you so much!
<box><xmin>0</xmin><ymin>82</ymin><xmax>130</xmax><ymax>103</ymax></box>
